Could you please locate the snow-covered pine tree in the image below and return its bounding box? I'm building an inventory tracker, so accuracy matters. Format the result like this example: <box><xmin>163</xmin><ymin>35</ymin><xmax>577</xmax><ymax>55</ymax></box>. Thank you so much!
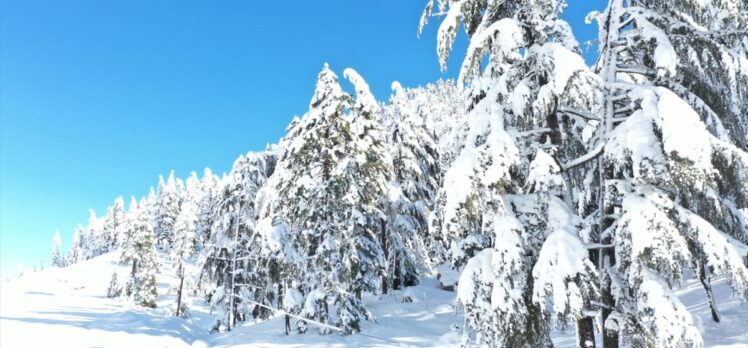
<box><xmin>381</xmin><ymin>82</ymin><xmax>441</xmax><ymax>290</ymax></box>
<box><xmin>51</xmin><ymin>230</ymin><xmax>64</xmax><ymax>267</ymax></box>
<box><xmin>196</xmin><ymin>168</ymin><xmax>220</xmax><ymax>251</ymax></box>
<box><xmin>185</xmin><ymin>171</ymin><xmax>202</xmax><ymax>208</ymax></box>
<box><xmin>84</xmin><ymin>209</ymin><xmax>103</xmax><ymax>259</ymax></box>
<box><xmin>340</xmin><ymin>68</ymin><xmax>392</xmax><ymax>304</ymax></box>
<box><xmin>66</xmin><ymin>224</ymin><xmax>85</xmax><ymax>265</ymax></box>
<box><xmin>102</xmin><ymin>196</ymin><xmax>126</xmax><ymax>252</ymax></box>
<box><xmin>265</xmin><ymin>64</ymin><xmax>387</xmax><ymax>334</ymax></box>
<box><xmin>556</xmin><ymin>1</ymin><xmax>748</xmax><ymax>347</ymax></box>
<box><xmin>120</xmin><ymin>198</ymin><xmax>159</xmax><ymax>308</ymax></box>
<box><xmin>269</xmin><ymin>64</ymin><xmax>355</xmax><ymax>334</ymax></box>
<box><xmin>146</xmin><ymin>185</ymin><xmax>158</xmax><ymax>229</ymax></box>
<box><xmin>171</xmin><ymin>200</ymin><xmax>197</xmax><ymax>317</ymax></box>
<box><xmin>380</xmin><ymin>80</ymin><xmax>463</xmax><ymax>265</ymax></box>
<box><xmin>421</xmin><ymin>0</ymin><xmax>600</xmax><ymax>346</ymax></box>
<box><xmin>624</xmin><ymin>0</ymin><xmax>748</xmax><ymax>151</ymax></box>
<box><xmin>175</xmin><ymin>176</ymin><xmax>186</xmax><ymax>207</ymax></box>
<box><xmin>255</xmin><ymin>119</ymin><xmax>307</xmax><ymax>335</ymax></box>
<box><xmin>154</xmin><ymin>171</ymin><xmax>181</xmax><ymax>248</ymax></box>
<box><xmin>199</xmin><ymin>152</ymin><xmax>268</xmax><ymax>330</ymax></box>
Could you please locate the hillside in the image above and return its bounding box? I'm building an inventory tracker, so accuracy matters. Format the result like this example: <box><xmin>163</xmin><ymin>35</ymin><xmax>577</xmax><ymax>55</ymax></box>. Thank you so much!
<box><xmin>2</xmin><ymin>252</ymin><xmax>746</xmax><ymax>347</ymax></box>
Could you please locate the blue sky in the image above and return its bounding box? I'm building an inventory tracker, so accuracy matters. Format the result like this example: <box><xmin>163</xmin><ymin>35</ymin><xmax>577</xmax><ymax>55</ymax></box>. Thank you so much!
<box><xmin>0</xmin><ymin>0</ymin><xmax>603</xmax><ymax>277</ymax></box>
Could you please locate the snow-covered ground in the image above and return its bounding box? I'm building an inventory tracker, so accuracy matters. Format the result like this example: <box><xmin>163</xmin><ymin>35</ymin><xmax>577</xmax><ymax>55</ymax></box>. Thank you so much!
<box><xmin>1</xmin><ymin>253</ymin><xmax>746</xmax><ymax>347</ymax></box>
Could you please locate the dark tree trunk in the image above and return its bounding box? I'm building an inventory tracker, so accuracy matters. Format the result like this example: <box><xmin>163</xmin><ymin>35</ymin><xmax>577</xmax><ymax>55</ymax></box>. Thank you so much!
<box><xmin>278</xmin><ymin>283</ymin><xmax>291</xmax><ymax>335</ymax></box>
<box><xmin>393</xmin><ymin>255</ymin><xmax>402</xmax><ymax>290</ymax></box>
<box><xmin>175</xmin><ymin>263</ymin><xmax>185</xmax><ymax>317</ymax></box>
<box><xmin>601</xmin><ymin>193</ymin><xmax>618</xmax><ymax>347</ymax></box>
<box><xmin>577</xmin><ymin>247</ymin><xmax>598</xmax><ymax>348</ymax></box>
<box><xmin>380</xmin><ymin>219</ymin><xmax>388</xmax><ymax>295</ymax></box>
<box><xmin>699</xmin><ymin>261</ymin><xmax>720</xmax><ymax>323</ymax></box>
<box><xmin>577</xmin><ymin>316</ymin><xmax>596</xmax><ymax>348</ymax></box>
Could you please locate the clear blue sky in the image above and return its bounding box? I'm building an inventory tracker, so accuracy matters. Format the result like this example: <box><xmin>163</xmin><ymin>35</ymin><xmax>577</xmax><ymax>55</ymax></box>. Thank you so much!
<box><xmin>0</xmin><ymin>0</ymin><xmax>603</xmax><ymax>277</ymax></box>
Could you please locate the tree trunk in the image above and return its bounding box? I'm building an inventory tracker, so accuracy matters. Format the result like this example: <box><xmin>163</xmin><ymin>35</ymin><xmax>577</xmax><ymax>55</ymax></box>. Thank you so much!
<box><xmin>699</xmin><ymin>261</ymin><xmax>721</xmax><ymax>322</ymax></box>
<box><xmin>393</xmin><ymin>255</ymin><xmax>402</xmax><ymax>290</ymax></box>
<box><xmin>600</xmin><ymin>2</ymin><xmax>622</xmax><ymax>346</ymax></box>
<box><xmin>228</xmin><ymin>212</ymin><xmax>240</xmax><ymax>332</ymax></box>
<box><xmin>130</xmin><ymin>260</ymin><xmax>137</xmax><ymax>297</ymax></box>
<box><xmin>577</xmin><ymin>315</ymin><xmax>596</xmax><ymax>348</ymax></box>
<box><xmin>278</xmin><ymin>283</ymin><xmax>290</xmax><ymax>335</ymax></box>
<box><xmin>577</xmin><ymin>247</ymin><xmax>598</xmax><ymax>348</ymax></box>
<box><xmin>175</xmin><ymin>263</ymin><xmax>184</xmax><ymax>317</ymax></box>
<box><xmin>380</xmin><ymin>219</ymin><xmax>388</xmax><ymax>295</ymax></box>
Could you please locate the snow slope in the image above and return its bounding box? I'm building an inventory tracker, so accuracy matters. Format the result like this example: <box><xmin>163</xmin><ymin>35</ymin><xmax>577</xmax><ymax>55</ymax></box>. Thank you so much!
<box><xmin>1</xmin><ymin>252</ymin><xmax>746</xmax><ymax>347</ymax></box>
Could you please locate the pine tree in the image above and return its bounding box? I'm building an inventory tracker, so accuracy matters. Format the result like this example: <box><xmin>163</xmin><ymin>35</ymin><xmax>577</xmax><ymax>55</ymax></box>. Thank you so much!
<box><xmin>120</xmin><ymin>198</ymin><xmax>159</xmax><ymax>308</ymax></box>
<box><xmin>154</xmin><ymin>171</ymin><xmax>181</xmax><ymax>248</ymax></box>
<box><xmin>102</xmin><ymin>196</ymin><xmax>126</xmax><ymax>252</ymax></box>
<box><xmin>185</xmin><ymin>171</ymin><xmax>202</xmax><ymax>209</ymax></box>
<box><xmin>421</xmin><ymin>0</ymin><xmax>600</xmax><ymax>346</ymax></box>
<box><xmin>627</xmin><ymin>0</ymin><xmax>748</xmax><ymax>150</ymax></box>
<box><xmin>66</xmin><ymin>224</ymin><xmax>85</xmax><ymax>265</ymax></box>
<box><xmin>275</xmin><ymin>64</ymin><xmax>357</xmax><ymax>334</ymax></box>
<box><xmin>171</xmin><ymin>200</ymin><xmax>197</xmax><ymax>317</ymax></box>
<box><xmin>564</xmin><ymin>1</ymin><xmax>748</xmax><ymax>346</ymax></box>
<box><xmin>255</xmin><ymin>120</ymin><xmax>306</xmax><ymax>335</ymax></box>
<box><xmin>381</xmin><ymin>82</ymin><xmax>441</xmax><ymax>290</ymax></box>
<box><xmin>51</xmin><ymin>230</ymin><xmax>64</xmax><ymax>267</ymax></box>
<box><xmin>199</xmin><ymin>153</ymin><xmax>268</xmax><ymax>330</ymax></box>
<box><xmin>85</xmin><ymin>209</ymin><xmax>102</xmax><ymax>259</ymax></box>
<box><xmin>341</xmin><ymin>68</ymin><xmax>391</xmax><ymax>306</ymax></box>
<box><xmin>381</xmin><ymin>80</ymin><xmax>463</xmax><ymax>266</ymax></box>
<box><xmin>196</xmin><ymin>168</ymin><xmax>220</xmax><ymax>251</ymax></box>
<box><xmin>265</xmin><ymin>64</ymin><xmax>388</xmax><ymax>334</ymax></box>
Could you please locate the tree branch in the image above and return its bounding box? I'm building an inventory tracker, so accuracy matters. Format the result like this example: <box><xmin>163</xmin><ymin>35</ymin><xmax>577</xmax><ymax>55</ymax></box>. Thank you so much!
<box><xmin>557</xmin><ymin>106</ymin><xmax>600</xmax><ymax>121</ymax></box>
<box><xmin>562</xmin><ymin>143</ymin><xmax>604</xmax><ymax>171</ymax></box>
<box><xmin>617</xmin><ymin>64</ymin><xmax>655</xmax><ymax>76</ymax></box>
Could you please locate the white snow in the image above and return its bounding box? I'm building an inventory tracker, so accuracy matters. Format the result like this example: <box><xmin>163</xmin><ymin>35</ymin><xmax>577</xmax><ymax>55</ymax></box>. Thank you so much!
<box><xmin>656</xmin><ymin>87</ymin><xmax>713</xmax><ymax>169</ymax></box>
<box><xmin>2</xmin><ymin>252</ymin><xmax>747</xmax><ymax>347</ymax></box>
<box><xmin>343</xmin><ymin>68</ymin><xmax>378</xmax><ymax>114</ymax></box>
<box><xmin>532</xmin><ymin>197</ymin><xmax>593</xmax><ymax>321</ymax></box>
<box><xmin>458</xmin><ymin>18</ymin><xmax>524</xmax><ymax>88</ymax></box>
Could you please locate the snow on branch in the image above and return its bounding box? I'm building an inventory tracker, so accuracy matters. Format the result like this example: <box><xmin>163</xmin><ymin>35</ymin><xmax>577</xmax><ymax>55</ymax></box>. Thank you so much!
<box><xmin>458</xmin><ymin>18</ymin><xmax>523</xmax><ymax>87</ymax></box>
<box><xmin>557</xmin><ymin>106</ymin><xmax>600</xmax><ymax>121</ymax></box>
<box><xmin>562</xmin><ymin>143</ymin><xmax>604</xmax><ymax>171</ymax></box>
<box><xmin>343</xmin><ymin>68</ymin><xmax>378</xmax><ymax>113</ymax></box>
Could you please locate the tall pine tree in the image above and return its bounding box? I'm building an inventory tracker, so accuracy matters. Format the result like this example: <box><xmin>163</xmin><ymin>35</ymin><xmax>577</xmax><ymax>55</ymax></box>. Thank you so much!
<box><xmin>120</xmin><ymin>198</ymin><xmax>159</xmax><ymax>308</ymax></box>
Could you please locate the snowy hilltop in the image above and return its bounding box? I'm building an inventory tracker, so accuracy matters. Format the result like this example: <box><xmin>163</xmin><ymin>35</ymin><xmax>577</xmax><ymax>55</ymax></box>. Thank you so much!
<box><xmin>5</xmin><ymin>0</ymin><xmax>748</xmax><ymax>347</ymax></box>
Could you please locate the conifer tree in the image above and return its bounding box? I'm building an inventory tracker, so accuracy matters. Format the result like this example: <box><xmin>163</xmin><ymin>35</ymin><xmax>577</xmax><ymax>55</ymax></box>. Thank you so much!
<box><xmin>196</xmin><ymin>168</ymin><xmax>220</xmax><ymax>251</ymax></box>
<box><xmin>102</xmin><ymin>196</ymin><xmax>126</xmax><ymax>251</ymax></box>
<box><xmin>381</xmin><ymin>82</ymin><xmax>440</xmax><ymax>290</ymax></box>
<box><xmin>564</xmin><ymin>1</ymin><xmax>748</xmax><ymax>346</ymax></box>
<box><xmin>265</xmin><ymin>64</ymin><xmax>388</xmax><ymax>334</ymax></box>
<box><xmin>154</xmin><ymin>171</ymin><xmax>181</xmax><ymax>248</ymax></box>
<box><xmin>422</xmin><ymin>0</ymin><xmax>599</xmax><ymax>346</ymax></box>
<box><xmin>171</xmin><ymin>200</ymin><xmax>197</xmax><ymax>317</ymax></box>
<box><xmin>341</xmin><ymin>68</ymin><xmax>392</xmax><ymax>301</ymax></box>
<box><xmin>199</xmin><ymin>153</ymin><xmax>268</xmax><ymax>330</ymax></box>
<box><xmin>255</xmin><ymin>119</ymin><xmax>306</xmax><ymax>335</ymax></box>
<box><xmin>51</xmin><ymin>230</ymin><xmax>64</xmax><ymax>267</ymax></box>
<box><xmin>67</xmin><ymin>224</ymin><xmax>85</xmax><ymax>265</ymax></box>
<box><xmin>121</xmin><ymin>198</ymin><xmax>159</xmax><ymax>308</ymax></box>
<box><xmin>85</xmin><ymin>209</ymin><xmax>102</xmax><ymax>259</ymax></box>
